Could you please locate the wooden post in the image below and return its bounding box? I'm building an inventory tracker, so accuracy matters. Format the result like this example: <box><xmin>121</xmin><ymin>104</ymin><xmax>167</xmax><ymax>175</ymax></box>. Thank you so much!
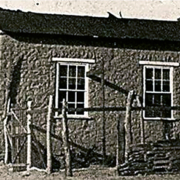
<box><xmin>101</xmin><ymin>59</ymin><xmax>106</xmax><ymax>165</ymax></box>
<box><xmin>136</xmin><ymin>95</ymin><xmax>144</xmax><ymax>145</ymax></box>
<box><xmin>124</xmin><ymin>90</ymin><xmax>134</xmax><ymax>162</ymax></box>
<box><xmin>27</xmin><ymin>99</ymin><xmax>32</xmax><ymax>171</ymax></box>
<box><xmin>62</xmin><ymin>99</ymin><xmax>72</xmax><ymax>176</ymax></box>
<box><xmin>4</xmin><ymin>98</ymin><xmax>10</xmax><ymax>164</ymax></box>
<box><xmin>116</xmin><ymin>114</ymin><xmax>125</xmax><ymax>167</ymax></box>
<box><xmin>46</xmin><ymin>95</ymin><xmax>53</xmax><ymax>174</ymax></box>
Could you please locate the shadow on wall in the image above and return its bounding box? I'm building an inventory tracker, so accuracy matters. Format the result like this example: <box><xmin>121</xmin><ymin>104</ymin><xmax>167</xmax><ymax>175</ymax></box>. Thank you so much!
<box><xmin>6</xmin><ymin>32</ymin><xmax>180</xmax><ymax>51</ymax></box>
<box><xmin>9</xmin><ymin>58</ymin><xmax>23</xmax><ymax>106</ymax></box>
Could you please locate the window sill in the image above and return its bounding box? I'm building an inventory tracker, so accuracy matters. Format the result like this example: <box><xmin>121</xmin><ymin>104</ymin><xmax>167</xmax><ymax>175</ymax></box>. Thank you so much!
<box><xmin>144</xmin><ymin>117</ymin><xmax>176</xmax><ymax>121</ymax></box>
<box><xmin>54</xmin><ymin>115</ymin><xmax>93</xmax><ymax>120</ymax></box>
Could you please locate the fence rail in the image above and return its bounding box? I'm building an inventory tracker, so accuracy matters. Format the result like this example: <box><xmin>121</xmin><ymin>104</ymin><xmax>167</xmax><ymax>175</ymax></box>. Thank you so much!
<box><xmin>54</xmin><ymin>106</ymin><xmax>180</xmax><ymax>113</ymax></box>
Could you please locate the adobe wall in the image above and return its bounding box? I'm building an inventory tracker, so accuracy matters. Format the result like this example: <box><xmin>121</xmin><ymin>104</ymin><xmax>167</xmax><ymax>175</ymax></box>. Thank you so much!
<box><xmin>1</xmin><ymin>33</ymin><xmax>180</xmax><ymax>166</ymax></box>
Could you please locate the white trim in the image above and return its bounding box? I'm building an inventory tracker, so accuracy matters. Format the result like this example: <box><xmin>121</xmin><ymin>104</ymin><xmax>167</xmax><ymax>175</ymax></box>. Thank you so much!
<box><xmin>55</xmin><ymin>63</ymin><xmax>59</xmax><ymax>117</ymax></box>
<box><xmin>54</xmin><ymin>59</ymin><xmax>94</xmax><ymax>118</ymax></box>
<box><xmin>139</xmin><ymin>61</ymin><xmax>179</xmax><ymax>67</ymax></box>
<box><xmin>143</xmin><ymin>65</ymin><xmax>174</xmax><ymax>120</ymax></box>
<box><xmin>52</xmin><ymin>58</ymin><xmax>95</xmax><ymax>64</ymax></box>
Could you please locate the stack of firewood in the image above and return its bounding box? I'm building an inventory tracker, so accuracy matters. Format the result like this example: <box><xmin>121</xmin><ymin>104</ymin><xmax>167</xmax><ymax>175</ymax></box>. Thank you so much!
<box><xmin>118</xmin><ymin>142</ymin><xmax>180</xmax><ymax>175</ymax></box>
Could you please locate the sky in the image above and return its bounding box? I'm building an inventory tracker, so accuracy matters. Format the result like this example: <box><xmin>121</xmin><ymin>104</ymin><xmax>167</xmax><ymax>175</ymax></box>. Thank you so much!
<box><xmin>0</xmin><ymin>0</ymin><xmax>180</xmax><ymax>20</ymax></box>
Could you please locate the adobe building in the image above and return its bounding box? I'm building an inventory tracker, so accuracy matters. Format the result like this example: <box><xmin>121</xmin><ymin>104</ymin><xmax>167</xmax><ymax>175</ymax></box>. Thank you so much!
<box><xmin>1</xmin><ymin>8</ymin><xmax>180</xmax><ymax>174</ymax></box>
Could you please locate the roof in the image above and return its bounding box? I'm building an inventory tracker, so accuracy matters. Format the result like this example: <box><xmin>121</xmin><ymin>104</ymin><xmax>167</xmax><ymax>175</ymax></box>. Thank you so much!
<box><xmin>0</xmin><ymin>8</ymin><xmax>180</xmax><ymax>41</ymax></box>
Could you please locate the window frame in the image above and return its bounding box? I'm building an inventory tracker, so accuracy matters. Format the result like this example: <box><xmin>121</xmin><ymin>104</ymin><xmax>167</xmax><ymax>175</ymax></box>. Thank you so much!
<box><xmin>53</xmin><ymin>58</ymin><xmax>95</xmax><ymax>119</ymax></box>
<box><xmin>143</xmin><ymin>65</ymin><xmax>174</xmax><ymax>120</ymax></box>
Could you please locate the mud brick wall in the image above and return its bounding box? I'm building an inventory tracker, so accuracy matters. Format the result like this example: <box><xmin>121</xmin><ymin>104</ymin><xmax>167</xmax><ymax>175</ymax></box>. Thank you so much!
<box><xmin>1</xmin><ymin>33</ymin><xmax>180</xmax><ymax>166</ymax></box>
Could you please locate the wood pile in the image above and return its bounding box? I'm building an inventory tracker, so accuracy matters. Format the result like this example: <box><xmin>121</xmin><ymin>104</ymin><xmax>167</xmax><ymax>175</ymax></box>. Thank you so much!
<box><xmin>118</xmin><ymin>142</ymin><xmax>180</xmax><ymax>175</ymax></box>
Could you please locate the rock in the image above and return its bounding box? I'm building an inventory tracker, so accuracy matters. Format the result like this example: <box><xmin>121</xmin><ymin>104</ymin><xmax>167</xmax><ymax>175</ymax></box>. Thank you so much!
<box><xmin>21</xmin><ymin>171</ymin><xmax>30</xmax><ymax>177</ymax></box>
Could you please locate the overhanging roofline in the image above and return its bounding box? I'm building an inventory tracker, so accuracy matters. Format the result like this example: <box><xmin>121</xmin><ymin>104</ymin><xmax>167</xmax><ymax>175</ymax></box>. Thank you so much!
<box><xmin>1</xmin><ymin>8</ymin><xmax>180</xmax><ymax>41</ymax></box>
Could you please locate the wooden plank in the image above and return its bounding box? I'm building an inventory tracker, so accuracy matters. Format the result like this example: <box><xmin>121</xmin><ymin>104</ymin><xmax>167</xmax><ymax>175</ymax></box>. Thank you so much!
<box><xmin>12</xmin><ymin>137</ymin><xmax>27</xmax><ymax>164</ymax></box>
<box><xmin>31</xmin><ymin>124</ymin><xmax>103</xmax><ymax>157</ymax></box>
<box><xmin>46</xmin><ymin>95</ymin><xmax>53</xmax><ymax>174</ymax></box>
<box><xmin>86</xmin><ymin>72</ymin><xmax>128</xmax><ymax>95</ymax></box>
<box><xmin>4</xmin><ymin>98</ymin><xmax>10</xmax><ymax>164</ymax></box>
<box><xmin>54</xmin><ymin>106</ymin><xmax>180</xmax><ymax>113</ymax></box>
<box><xmin>124</xmin><ymin>90</ymin><xmax>135</xmax><ymax>162</ymax></box>
<box><xmin>31</xmin><ymin>131</ymin><xmax>46</xmax><ymax>169</ymax></box>
<box><xmin>11</xmin><ymin>109</ymin><xmax>27</xmax><ymax>133</ymax></box>
<box><xmin>136</xmin><ymin>95</ymin><xmax>144</xmax><ymax>144</ymax></box>
<box><xmin>62</xmin><ymin>99</ymin><xmax>72</xmax><ymax>176</ymax></box>
<box><xmin>101</xmin><ymin>62</ymin><xmax>106</xmax><ymax>165</ymax></box>
<box><xmin>27</xmin><ymin>100</ymin><xmax>32</xmax><ymax>171</ymax></box>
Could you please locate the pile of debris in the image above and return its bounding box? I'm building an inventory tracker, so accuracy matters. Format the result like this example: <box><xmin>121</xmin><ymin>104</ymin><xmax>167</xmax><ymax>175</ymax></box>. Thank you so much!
<box><xmin>118</xmin><ymin>141</ymin><xmax>180</xmax><ymax>175</ymax></box>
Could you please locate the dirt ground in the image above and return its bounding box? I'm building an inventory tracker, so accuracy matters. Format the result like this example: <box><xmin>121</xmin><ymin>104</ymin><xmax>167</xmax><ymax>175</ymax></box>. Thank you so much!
<box><xmin>1</xmin><ymin>165</ymin><xmax>180</xmax><ymax>180</ymax></box>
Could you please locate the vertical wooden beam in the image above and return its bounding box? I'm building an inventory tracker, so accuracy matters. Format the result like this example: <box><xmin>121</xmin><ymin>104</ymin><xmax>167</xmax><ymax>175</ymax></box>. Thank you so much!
<box><xmin>27</xmin><ymin>99</ymin><xmax>32</xmax><ymax>171</ymax></box>
<box><xmin>101</xmin><ymin>59</ymin><xmax>106</xmax><ymax>165</ymax></box>
<box><xmin>136</xmin><ymin>95</ymin><xmax>144</xmax><ymax>144</ymax></box>
<box><xmin>4</xmin><ymin>98</ymin><xmax>10</xmax><ymax>164</ymax></box>
<box><xmin>116</xmin><ymin>114</ymin><xmax>125</xmax><ymax>167</ymax></box>
<box><xmin>62</xmin><ymin>99</ymin><xmax>72</xmax><ymax>177</ymax></box>
<box><xmin>124</xmin><ymin>90</ymin><xmax>134</xmax><ymax>162</ymax></box>
<box><xmin>46</xmin><ymin>95</ymin><xmax>53</xmax><ymax>174</ymax></box>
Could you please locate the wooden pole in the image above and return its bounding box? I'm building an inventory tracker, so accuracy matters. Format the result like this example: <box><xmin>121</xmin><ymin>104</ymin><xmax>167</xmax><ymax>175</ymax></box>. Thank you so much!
<box><xmin>116</xmin><ymin>114</ymin><xmax>125</xmax><ymax>167</ymax></box>
<box><xmin>136</xmin><ymin>95</ymin><xmax>145</xmax><ymax>145</ymax></box>
<box><xmin>4</xmin><ymin>98</ymin><xmax>10</xmax><ymax>164</ymax></box>
<box><xmin>101</xmin><ymin>59</ymin><xmax>106</xmax><ymax>165</ymax></box>
<box><xmin>27</xmin><ymin>99</ymin><xmax>32</xmax><ymax>171</ymax></box>
<box><xmin>62</xmin><ymin>99</ymin><xmax>72</xmax><ymax>176</ymax></box>
<box><xmin>124</xmin><ymin>90</ymin><xmax>134</xmax><ymax>163</ymax></box>
<box><xmin>46</xmin><ymin>95</ymin><xmax>53</xmax><ymax>174</ymax></box>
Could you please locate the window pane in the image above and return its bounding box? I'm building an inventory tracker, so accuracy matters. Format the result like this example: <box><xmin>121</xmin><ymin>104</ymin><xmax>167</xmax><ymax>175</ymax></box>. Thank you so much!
<box><xmin>59</xmin><ymin>91</ymin><xmax>66</xmax><ymax>102</ymax></box>
<box><xmin>146</xmin><ymin>80</ymin><xmax>153</xmax><ymax>91</ymax></box>
<box><xmin>77</xmin><ymin>79</ymin><xmax>85</xmax><ymax>90</ymax></box>
<box><xmin>77</xmin><ymin>92</ymin><xmax>84</xmax><ymax>102</ymax></box>
<box><xmin>68</xmin><ymin>104</ymin><xmax>75</xmax><ymax>114</ymax></box>
<box><xmin>69</xmin><ymin>78</ymin><xmax>76</xmax><ymax>89</ymax></box>
<box><xmin>60</xmin><ymin>65</ymin><xmax>67</xmax><ymax>77</ymax></box>
<box><xmin>163</xmin><ymin>81</ymin><xmax>170</xmax><ymax>92</ymax></box>
<box><xmin>59</xmin><ymin>91</ymin><xmax>66</xmax><ymax>110</ymax></box>
<box><xmin>77</xmin><ymin>104</ymin><xmax>84</xmax><ymax>115</ymax></box>
<box><xmin>155</xmin><ymin>81</ymin><xmax>161</xmax><ymax>91</ymax></box>
<box><xmin>163</xmin><ymin>110</ymin><xmax>171</xmax><ymax>118</ymax></box>
<box><xmin>145</xmin><ymin>93</ymin><xmax>153</xmax><ymax>106</ymax></box>
<box><xmin>59</xmin><ymin>78</ymin><xmax>67</xmax><ymax>89</ymax></box>
<box><xmin>145</xmin><ymin>107</ymin><xmax>154</xmax><ymax>117</ymax></box>
<box><xmin>155</xmin><ymin>69</ymin><xmax>161</xmax><ymax>79</ymax></box>
<box><xmin>68</xmin><ymin>92</ymin><xmax>75</xmax><ymax>102</ymax></box>
<box><xmin>163</xmin><ymin>69</ymin><xmax>170</xmax><ymax>80</ymax></box>
<box><xmin>154</xmin><ymin>106</ymin><xmax>161</xmax><ymax>117</ymax></box>
<box><xmin>78</xmin><ymin>66</ymin><xmax>85</xmax><ymax>77</ymax></box>
<box><xmin>146</xmin><ymin>68</ymin><xmax>153</xmax><ymax>79</ymax></box>
<box><xmin>154</xmin><ymin>94</ymin><xmax>161</xmax><ymax>105</ymax></box>
<box><xmin>162</xmin><ymin>94</ymin><xmax>171</xmax><ymax>118</ymax></box>
<box><xmin>162</xmin><ymin>94</ymin><xmax>171</xmax><ymax>106</ymax></box>
<box><xmin>69</xmin><ymin>66</ymin><xmax>76</xmax><ymax>77</ymax></box>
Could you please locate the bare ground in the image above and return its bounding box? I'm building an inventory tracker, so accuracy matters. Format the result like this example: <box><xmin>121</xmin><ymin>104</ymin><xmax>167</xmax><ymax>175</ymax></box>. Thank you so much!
<box><xmin>1</xmin><ymin>165</ymin><xmax>180</xmax><ymax>180</ymax></box>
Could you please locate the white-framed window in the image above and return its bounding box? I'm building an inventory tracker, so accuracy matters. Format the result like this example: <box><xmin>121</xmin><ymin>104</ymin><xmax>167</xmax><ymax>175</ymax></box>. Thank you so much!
<box><xmin>53</xmin><ymin>58</ymin><xmax>95</xmax><ymax>118</ymax></box>
<box><xmin>140</xmin><ymin>61</ymin><xmax>179</xmax><ymax>120</ymax></box>
<box><xmin>143</xmin><ymin>66</ymin><xmax>173</xmax><ymax>119</ymax></box>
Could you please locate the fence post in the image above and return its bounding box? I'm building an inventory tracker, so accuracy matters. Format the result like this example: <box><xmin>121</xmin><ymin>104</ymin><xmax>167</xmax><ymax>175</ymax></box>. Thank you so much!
<box><xmin>136</xmin><ymin>95</ymin><xmax>144</xmax><ymax>145</ymax></box>
<box><xmin>46</xmin><ymin>95</ymin><xmax>53</xmax><ymax>174</ymax></box>
<box><xmin>62</xmin><ymin>99</ymin><xmax>72</xmax><ymax>176</ymax></box>
<box><xmin>124</xmin><ymin>90</ymin><xmax>134</xmax><ymax>162</ymax></box>
<box><xmin>27</xmin><ymin>99</ymin><xmax>32</xmax><ymax>171</ymax></box>
<box><xmin>4</xmin><ymin>98</ymin><xmax>10</xmax><ymax>164</ymax></box>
